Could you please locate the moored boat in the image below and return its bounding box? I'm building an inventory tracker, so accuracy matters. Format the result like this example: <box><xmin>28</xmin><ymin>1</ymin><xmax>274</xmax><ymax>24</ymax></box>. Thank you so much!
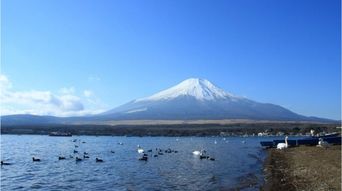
<box><xmin>260</xmin><ymin>134</ymin><xmax>341</xmax><ymax>148</ymax></box>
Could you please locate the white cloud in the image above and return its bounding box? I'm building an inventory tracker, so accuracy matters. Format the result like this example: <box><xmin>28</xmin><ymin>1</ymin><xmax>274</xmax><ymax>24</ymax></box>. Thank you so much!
<box><xmin>83</xmin><ymin>90</ymin><xmax>93</xmax><ymax>98</ymax></box>
<box><xmin>0</xmin><ymin>74</ymin><xmax>12</xmax><ymax>90</ymax></box>
<box><xmin>0</xmin><ymin>74</ymin><xmax>106</xmax><ymax>117</ymax></box>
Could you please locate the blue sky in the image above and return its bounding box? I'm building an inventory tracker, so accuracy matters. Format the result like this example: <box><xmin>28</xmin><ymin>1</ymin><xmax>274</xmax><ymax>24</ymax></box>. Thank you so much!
<box><xmin>1</xmin><ymin>0</ymin><xmax>341</xmax><ymax>119</ymax></box>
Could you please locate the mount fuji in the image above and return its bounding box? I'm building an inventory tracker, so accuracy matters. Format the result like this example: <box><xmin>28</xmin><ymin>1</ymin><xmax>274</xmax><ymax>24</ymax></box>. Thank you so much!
<box><xmin>98</xmin><ymin>78</ymin><xmax>312</xmax><ymax>121</ymax></box>
<box><xmin>2</xmin><ymin>78</ymin><xmax>334</xmax><ymax>127</ymax></box>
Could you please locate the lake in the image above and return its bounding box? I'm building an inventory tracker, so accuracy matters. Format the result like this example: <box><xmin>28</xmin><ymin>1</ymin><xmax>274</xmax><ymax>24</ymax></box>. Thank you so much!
<box><xmin>1</xmin><ymin>135</ymin><xmax>274</xmax><ymax>190</ymax></box>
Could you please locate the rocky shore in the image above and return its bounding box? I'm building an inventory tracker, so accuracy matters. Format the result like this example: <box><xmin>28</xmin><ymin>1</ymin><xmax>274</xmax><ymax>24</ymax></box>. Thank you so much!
<box><xmin>262</xmin><ymin>145</ymin><xmax>341</xmax><ymax>191</ymax></box>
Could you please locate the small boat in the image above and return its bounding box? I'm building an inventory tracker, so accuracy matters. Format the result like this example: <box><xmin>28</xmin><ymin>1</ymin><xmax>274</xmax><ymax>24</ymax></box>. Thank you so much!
<box><xmin>317</xmin><ymin>132</ymin><xmax>340</xmax><ymax>138</ymax></box>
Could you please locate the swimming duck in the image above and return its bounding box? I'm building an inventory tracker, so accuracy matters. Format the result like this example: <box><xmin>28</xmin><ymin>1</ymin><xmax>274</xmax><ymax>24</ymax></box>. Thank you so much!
<box><xmin>83</xmin><ymin>155</ymin><xmax>90</xmax><ymax>159</ymax></box>
<box><xmin>58</xmin><ymin>156</ymin><xmax>66</xmax><ymax>160</ymax></box>
<box><xmin>1</xmin><ymin>161</ymin><xmax>11</xmax><ymax>165</ymax></box>
<box><xmin>139</xmin><ymin>156</ymin><xmax>148</xmax><ymax>161</ymax></box>
<box><xmin>96</xmin><ymin>158</ymin><xmax>103</xmax><ymax>162</ymax></box>
<box><xmin>199</xmin><ymin>155</ymin><xmax>209</xmax><ymax>160</ymax></box>
<box><xmin>73</xmin><ymin>150</ymin><xmax>78</xmax><ymax>154</ymax></box>
<box><xmin>32</xmin><ymin>157</ymin><xmax>41</xmax><ymax>162</ymax></box>
<box><xmin>75</xmin><ymin>157</ymin><xmax>82</xmax><ymax>162</ymax></box>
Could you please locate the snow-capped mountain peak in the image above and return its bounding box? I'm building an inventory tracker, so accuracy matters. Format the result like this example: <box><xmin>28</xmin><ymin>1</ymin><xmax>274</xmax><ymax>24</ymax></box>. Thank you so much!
<box><xmin>136</xmin><ymin>78</ymin><xmax>239</xmax><ymax>102</ymax></box>
<box><xmin>98</xmin><ymin>77</ymin><xmax>315</xmax><ymax>121</ymax></box>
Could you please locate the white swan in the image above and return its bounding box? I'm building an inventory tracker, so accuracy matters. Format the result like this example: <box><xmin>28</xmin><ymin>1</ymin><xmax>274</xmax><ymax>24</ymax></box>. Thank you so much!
<box><xmin>137</xmin><ymin>145</ymin><xmax>144</xmax><ymax>153</ymax></box>
<box><xmin>310</xmin><ymin>129</ymin><xmax>315</xmax><ymax>136</ymax></box>
<box><xmin>193</xmin><ymin>149</ymin><xmax>207</xmax><ymax>155</ymax></box>
<box><xmin>276</xmin><ymin>136</ymin><xmax>288</xmax><ymax>150</ymax></box>
<box><xmin>317</xmin><ymin>138</ymin><xmax>329</xmax><ymax>148</ymax></box>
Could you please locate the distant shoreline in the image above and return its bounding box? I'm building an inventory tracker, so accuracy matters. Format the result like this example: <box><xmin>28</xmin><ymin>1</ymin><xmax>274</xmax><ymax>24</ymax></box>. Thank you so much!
<box><xmin>1</xmin><ymin>121</ymin><xmax>339</xmax><ymax>136</ymax></box>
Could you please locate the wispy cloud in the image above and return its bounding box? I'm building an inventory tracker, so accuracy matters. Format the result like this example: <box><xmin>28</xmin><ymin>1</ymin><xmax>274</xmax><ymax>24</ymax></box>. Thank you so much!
<box><xmin>59</xmin><ymin>87</ymin><xmax>75</xmax><ymax>95</ymax></box>
<box><xmin>0</xmin><ymin>74</ymin><xmax>107</xmax><ymax>117</ymax></box>
<box><xmin>88</xmin><ymin>75</ymin><xmax>101</xmax><ymax>82</ymax></box>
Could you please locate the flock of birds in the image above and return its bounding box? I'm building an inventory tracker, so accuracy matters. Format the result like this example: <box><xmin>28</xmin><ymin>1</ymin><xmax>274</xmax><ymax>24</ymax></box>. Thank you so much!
<box><xmin>65</xmin><ymin>139</ymin><xmax>105</xmax><ymax>163</ymax></box>
<box><xmin>1</xmin><ymin>139</ymin><xmax>106</xmax><ymax>165</ymax></box>
<box><xmin>192</xmin><ymin>150</ymin><xmax>215</xmax><ymax>161</ymax></box>
<box><xmin>1</xmin><ymin>138</ymin><xmax>226</xmax><ymax>166</ymax></box>
<box><xmin>1</xmin><ymin>134</ymin><xmax>332</xmax><ymax>166</ymax></box>
<box><xmin>136</xmin><ymin>145</ymin><xmax>180</xmax><ymax>161</ymax></box>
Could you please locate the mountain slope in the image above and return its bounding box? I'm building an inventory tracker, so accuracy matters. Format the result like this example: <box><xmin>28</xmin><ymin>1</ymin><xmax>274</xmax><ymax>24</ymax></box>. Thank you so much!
<box><xmin>100</xmin><ymin>78</ymin><xmax>311</xmax><ymax>121</ymax></box>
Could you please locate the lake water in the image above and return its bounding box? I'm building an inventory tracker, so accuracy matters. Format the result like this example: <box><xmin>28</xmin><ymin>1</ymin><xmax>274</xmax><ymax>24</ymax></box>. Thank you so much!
<box><xmin>1</xmin><ymin>135</ymin><xmax>274</xmax><ymax>190</ymax></box>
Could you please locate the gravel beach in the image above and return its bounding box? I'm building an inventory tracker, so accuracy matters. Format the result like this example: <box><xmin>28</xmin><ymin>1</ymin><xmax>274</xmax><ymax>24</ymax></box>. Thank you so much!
<box><xmin>262</xmin><ymin>145</ymin><xmax>341</xmax><ymax>191</ymax></box>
